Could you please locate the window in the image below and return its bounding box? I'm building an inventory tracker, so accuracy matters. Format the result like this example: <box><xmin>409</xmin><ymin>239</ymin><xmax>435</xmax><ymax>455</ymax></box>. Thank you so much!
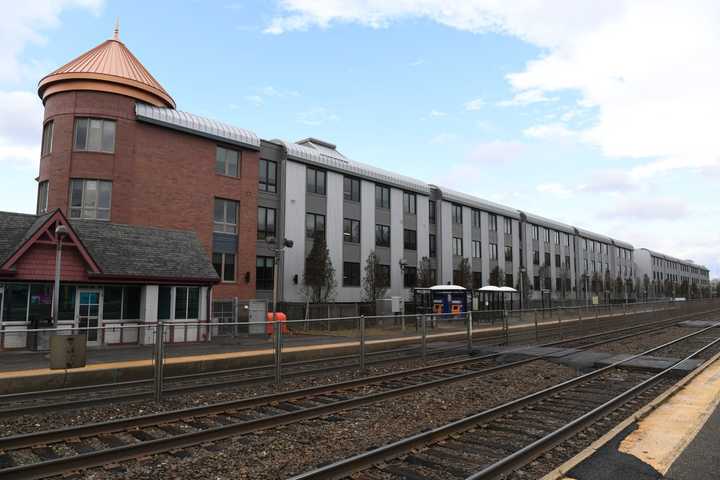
<box><xmin>556</xmin><ymin>278</ymin><xmax>562</xmax><ymax>291</ymax></box>
<box><xmin>306</xmin><ymin>167</ymin><xmax>326</xmax><ymax>195</ymax></box>
<box><xmin>256</xmin><ymin>256</ymin><xmax>274</xmax><ymax>290</ymax></box>
<box><xmin>452</xmin><ymin>237</ymin><xmax>463</xmax><ymax>256</ymax></box>
<box><xmin>564</xmin><ymin>234</ymin><xmax>570</xmax><ymax>246</ymax></box>
<box><xmin>504</xmin><ymin>245</ymin><xmax>512</xmax><ymax>262</ymax></box>
<box><xmin>213</xmin><ymin>253</ymin><xmax>236</xmax><ymax>282</ymax></box>
<box><xmin>504</xmin><ymin>217</ymin><xmax>512</xmax><ymax>235</ymax></box>
<box><xmin>584</xmin><ymin>259</ymin><xmax>589</xmax><ymax>272</ymax></box>
<box><xmin>472</xmin><ymin>240</ymin><xmax>481</xmax><ymax>258</ymax></box>
<box><xmin>69</xmin><ymin>179</ymin><xmax>112</xmax><ymax>220</ymax></box>
<box><xmin>544</xmin><ymin>276</ymin><xmax>552</xmax><ymax>290</ymax></box>
<box><xmin>533</xmin><ymin>276</ymin><xmax>540</xmax><ymax>290</ymax></box>
<box><xmin>375</xmin><ymin>224</ymin><xmax>391</xmax><ymax>247</ymax></box>
<box><xmin>343</xmin><ymin>218</ymin><xmax>361</xmax><ymax>243</ymax></box>
<box><xmin>214</xmin><ymin>198</ymin><xmax>238</xmax><ymax>233</ymax></box>
<box><xmin>545</xmin><ymin>252</ymin><xmax>551</xmax><ymax>266</ymax></box>
<box><xmin>344</xmin><ymin>176</ymin><xmax>360</xmax><ymax>202</ymax></box>
<box><xmin>215</xmin><ymin>146</ymin><xmax>239</xmax><ymax>176</ymax></box>
<box><xmin>174</xmin><ymin>287</ymin><xmax>200</xmax><ymax>320</ymax></box>
<box><xmin>472</xmin><ymin>209</ymin><xmax>481</xmax><ymax>228</ymax></box>
<box><xmin>472</xmin><ymin>272</ymin><xmax>482</xmax><ymax>289</ymax></box>
<box><xmin>37</xmin><ymin>181</ymin><xmax>49</xmax><ymax>214</ymax></box>
<box><xmin>403</xmin><ymin>192</ymin><xmax>417</xmax><ymax>214</ymax></box>
<box><xmin>257</xmin><ymin>207</ymin><xmax>276</xmax><ymax>240</ymax></box>
<box><xmin>103</xmin><ymin>286</ymin><xmax>142</xmax><ymax>320</ymax></box>
<box><xmin>565</xmin><ymin>255</ymin><xmax>571</xmax><ymax>268</ymax></box>
<box><xmin>533</xmin><ymin>250</ymin><xmax>540</xmax><ymax>265</ymax></box>
<box><xmin>41</xmin><ymin>121</ymin><xmax>53</xmax><ymax>155</ymax></box>
<box><xmin>489</xmin><ymin>214</ymin><xmax>498</xmax><ymax>231</ymax></box>
<box><xmin>543</xmin><ymin>228</ymin><xmax>550</xmax><ymax>243</ymax></box>
<box><xmin>378</xmin><ymin>265</ymin><xmax>391</xmax><ymax>287</ymax></box>
<box><xmin>505</xmin><ymin>274</ymin><xmax>514</xmax><ymax>288</ymax></box>
<box><xmin>404</xmin><ymin>229</ymin><xmax>417</xmax><ymax>250</ymax></box>
<box><xmin>258</xmin><ymin>159</ymin><xmax>277</xmax><ymax>193</ymax></box>
<box><xmin>489</xmin><ymin>243</ymin><xmax>498</xmax><ymax>260</ymax></box>
<box><xmin>375</xmin><ymin>185</ymin><xmax>390</xmax><ymax>209</ymax></box>
<box><xmin>554</xmin><ymin>231</ymin><xmax>560</xmax><ymax>244</ymax></box>
<box><xmin>452</xmin><ymin>204</ymin><xmax>463</xmax><ymax>224</ymax></box>
<box><xmin>429</xmin><ymin>200</ymin><xmax>436</xmax><ymax>224</ymax></box>
<box><xmin>306</xmin><ymin>213</ymin><xmax>326</xmax><ymax>238</ymax></box>
<box><xmin>531</xmin><ymin>225</ymin><xmax>539</xmax><ymax>240</ymax></box>
<box><xmin>74</xmin><ymin>118</ymin><xmax>115</xmax><ymax>153</ymax></box>
<box><xmin>429</xmin><ymin>234</ymin><xmax>437</xmax><ymax>258</ymax></box>
<box><xmin>343</xmin><ymin>262</ymin><xmax>361</xmax><ymax>286</ymax></box>
<box><xmin>584</xmin><ymin>239</ymin><xmax>588</xmax><ymax>250</ymax></box>
<box><xmin>404</xmin><ymin>267</ymin><xmax>417</xmax><ymax>288</ymax></box>
<box><xmin>555</xmin><ymin>254</ymin><xmax>561</xmax><ymax>268</ymax></box>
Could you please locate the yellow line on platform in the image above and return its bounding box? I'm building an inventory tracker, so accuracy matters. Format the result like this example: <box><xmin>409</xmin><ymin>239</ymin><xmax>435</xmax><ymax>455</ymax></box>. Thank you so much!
<box><xmin>618</xmin><ymin>354</ymin><xmax>720</xmax><ymax>473</ymax></box>
<box><xmin>0</xmin><ymin>308</ymin><xmax>654</xmax><ymax>381</ymax></box>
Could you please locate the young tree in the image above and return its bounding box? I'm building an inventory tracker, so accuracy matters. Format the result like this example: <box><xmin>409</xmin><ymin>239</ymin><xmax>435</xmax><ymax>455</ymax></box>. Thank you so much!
<box><xmin>489</xmin><ymin>266</ymin><xmax>505</xmax><ymax>287</ymax></box>
<box><xmin>416</xmin><ymin>256</ymin><xmax>435</xmax><ymax>288</ymax></box>
<box><xmin>361</xmin><ymin>250</ymin><xmax>388</xmax><ymax>302</ymax></box>
<box><xmin>604</xmin><ymin>269</ymin><xmax>612</xmax><ymax>300</ymax></box>
<box><xmin>591</xmin><ymin>272</ymin><xmax>601</xmax><ymax>295</ymax></box>
<box><xmin>679</xmin><ymin>279</ymin><xmax>689</xmax><ymax>298</ymax></box>
<box><xmin>454</xmin><ymin>257</ymin><xmax>473</xmax><ymax>289</ymax></box>
<box><xmin>689</xmin><ymin>282</ymin><xmax>699</xmax><ymax>299</ymax></box>
<box><xmin>538</xmin><ymin>265</ymin><xmax>551</xmax><ymax>291</ymax></box>
<box><xmin>558</xmin><ymin>262</ymin><xmax>571</xmax><ymax>300</ymax></box>
<box><xmin>303</xmin><ymin>230</ymin><xmax>337</xmax><ymax>303</ymax></box>
<box><xmin>614</xmin><ymin>275</ymin><xmax>624</xmax><ymax>298</ymax></box>
<box><xmin>516</xmin><ymin>269</ymin><xmax>531</xmax><ymax>307</ymax></box>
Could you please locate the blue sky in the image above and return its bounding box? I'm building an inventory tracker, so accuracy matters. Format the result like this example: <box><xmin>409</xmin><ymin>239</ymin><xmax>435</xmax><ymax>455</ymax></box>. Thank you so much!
<box><xmin>1</xmin><ymin>1</ymin><xmax>719</xmax><ymax>277</ymax></box>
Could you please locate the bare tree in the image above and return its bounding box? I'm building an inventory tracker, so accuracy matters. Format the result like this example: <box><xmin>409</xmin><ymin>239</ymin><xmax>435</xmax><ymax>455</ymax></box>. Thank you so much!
<box><xmin>454</xmin><ymin>257</ymin><xmax>473</xmax><ymax>289</ymax></box>
<box><xmin>591</xmin><ymin>272</ymin><xmax>602</xmax><ymax>295</ymax></box>
<box><xmin>361</xmin><ymin>250</ymin><xmax>388</xmax><ymax>303</ymax></box>
<box><xmin>303</xmin><ymin>230</ymin><xmax>337</xmax><ymax>304</ymax></box>
<box><xmin>558</xmin><ymin>262</ymin><xmax>571</xmax><ymax>300</ymax></box>
<box><xmin>516</xmin><ymin>269</ymin><xmax>531</xmax><ymax>307</ymax></box>
<box><xmin>416</xmin><ymin>256</ymin><xmax>435</xmax><ymax>288</ymax></box>
<box><xmin>614</xmin><ymin>275</ymin><xmax>624</xmax><ymax>298</ymax></box>
<box><xmin>489</xmin><ymin>266</ymin><xmax>505</xmax><ymax>287</ymax></box>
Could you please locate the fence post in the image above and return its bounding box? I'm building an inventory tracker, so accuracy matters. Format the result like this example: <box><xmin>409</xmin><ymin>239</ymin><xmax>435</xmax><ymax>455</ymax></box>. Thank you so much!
<box><xmin>466</xmin><ymin>311</ymin><xmax>473</xmax><ymax>354</ymax></box>
<box><xmin>274</xmin><ymin>321</ymin><xmax>282</xmax><ymax>384</ymax></box>
<box><xmin>421</xmin><ymin>315</ymin><xmax>428</xmax><ymax>365</ymax></box>
<box><xmin>154</xmin><ymin>321</ymin><xmax>165</xmax><ymax>402</ymax></box>
<box><xmin>503</xmin><ymin>310</ymin><xmax>509</xmax><ymax>345</ymax></box>
<box><xmin>359</xmin><ymin>315</ymin><xmax>366</xmax><ymax>374</ymax></box>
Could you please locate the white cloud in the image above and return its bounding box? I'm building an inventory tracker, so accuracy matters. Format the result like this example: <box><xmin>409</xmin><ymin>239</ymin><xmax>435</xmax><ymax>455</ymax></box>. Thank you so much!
<box><xmin>297</xmin><ymin>107</ymin><xmax>339</xmax><ymax>126</ymax></box>
<box><xmin>408</xmin><ymin>58</ymin><xmax>424</xmax><ymax>67</ymax></box>
<box><xmin>0</xmin><ymin>0</ymin><xmax>103</xmax><ymax>84</ymax></box>
<box><xmin>464</xmin><ymin>98</ymin><xmax>485</xmax><ymax>111</ymax></box>
<box><xmin>244</xmin><ymin>95</ymin><xmax>263</xmax><ymax>106</ymax></box>
<box><xmin>429</xmin><ymin>109</ymin><xmax>447</xmax><ymax>117</ymax></box>
<box><xmin>523</xmin><ymin>123</ymin><xmax>575</xmax><ymax>139</ymax></box>
<box><xmin>598</xmin><ymin>197</ymin><xmax>689</xmax><ymax>221</ymax></box>
<box><xmin>429</xmin><ymin>132</ymin><xmax>459</xmax><ymax>145</ymax></box>
<box><xmin>578</xmin><ymin>169</ymin><xmax>638</xmax><ymax>194</ymax></box>
<box><xmin>0</xmin><ymin>91</ymin><xmax>44</xmax><ymax>168</ymax></box>
<box><xmin>536</xmin><ymin>183</ymin><xmax>573</xmax><ymax>199</ymax></box>
<box><xmin>267</xmin><ymin>1</ymin><xmax>720</xmax><ymax>181</ymax></box>
<box><xmin>497</xmin><ymin>89</ymin><xmax>553</xmax><ymax>107</ymax></box>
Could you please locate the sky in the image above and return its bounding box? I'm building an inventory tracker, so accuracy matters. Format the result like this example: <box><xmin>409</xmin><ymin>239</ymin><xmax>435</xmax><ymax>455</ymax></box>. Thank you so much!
<box><xmin>1</xmin><ymin>0</ymin><xmax>718</xmax><ymax>278</ymax></box>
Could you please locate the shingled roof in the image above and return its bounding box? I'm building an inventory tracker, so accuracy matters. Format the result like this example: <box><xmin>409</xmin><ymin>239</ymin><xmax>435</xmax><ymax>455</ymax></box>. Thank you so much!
<box><xmin>0</xmin><ymin>210</ymin><xmax>218</xmax><ymax>284</ymax></box>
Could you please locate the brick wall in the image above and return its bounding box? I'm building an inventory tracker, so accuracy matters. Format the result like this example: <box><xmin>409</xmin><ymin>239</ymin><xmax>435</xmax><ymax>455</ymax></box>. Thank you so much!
<box><xmin>39</xmin><ymin>91</ymin><xmax>258</xmax><ymax>299</ymax></box>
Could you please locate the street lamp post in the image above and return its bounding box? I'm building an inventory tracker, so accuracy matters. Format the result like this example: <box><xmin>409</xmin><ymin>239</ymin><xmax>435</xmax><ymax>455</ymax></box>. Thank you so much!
<box><xmin>267</xmin><ymin>237</ymin><xmax>293</xmax><ymax>385</ymax></box>
<box><xmin>51</xmin><ymin>224</ymin><xmax>68</xmax><ymax>329</ymax></box>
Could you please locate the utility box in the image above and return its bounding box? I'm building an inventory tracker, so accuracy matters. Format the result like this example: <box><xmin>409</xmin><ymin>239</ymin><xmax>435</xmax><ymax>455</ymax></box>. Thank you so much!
<box><xmin>391</xmin><ymin>296</ymin><xmax>404</xmax><ymax>314</ymax></box>
<box><xmin>49</xmin><ymin>335</ymin><xmax>87</xmax><ymax>370</ymax></box>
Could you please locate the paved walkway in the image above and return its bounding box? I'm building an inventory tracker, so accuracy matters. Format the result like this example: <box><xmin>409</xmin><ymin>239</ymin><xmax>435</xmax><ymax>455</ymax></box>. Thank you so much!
<box><xmin>547</xmin><ymin>351</ymin><xmax>720</xmax><ymax>480</ymax></box>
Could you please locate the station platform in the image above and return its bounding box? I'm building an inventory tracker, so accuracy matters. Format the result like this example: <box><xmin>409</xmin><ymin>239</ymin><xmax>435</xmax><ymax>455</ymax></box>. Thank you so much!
<box><xmin>543</xmin><ymin>351</ymin><xmax>720</xmax><ymax>480</ymax></box>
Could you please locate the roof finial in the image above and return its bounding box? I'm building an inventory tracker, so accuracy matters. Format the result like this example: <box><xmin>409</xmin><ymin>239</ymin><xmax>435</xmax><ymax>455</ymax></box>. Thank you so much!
<box><xmin>113</xmin><ymin>17</ymin><xmax>120</xmax><ymax>40</ymax></box>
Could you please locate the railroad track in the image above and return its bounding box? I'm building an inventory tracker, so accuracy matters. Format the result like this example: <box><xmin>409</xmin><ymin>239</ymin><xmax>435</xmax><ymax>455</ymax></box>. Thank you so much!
<box><xmin>0</xmin><ymin>313</ymin><xmax>713</xmax><ymax>479</ymax></box>
<box><xmin>289</xmin><ymin>324</ymin><xmax>720</xmax><ymax>480</ymax></box>
<box><xmin>0</xmin><ymin>305</ymin><xmax>702</xmax><ymax>416</ymax></box>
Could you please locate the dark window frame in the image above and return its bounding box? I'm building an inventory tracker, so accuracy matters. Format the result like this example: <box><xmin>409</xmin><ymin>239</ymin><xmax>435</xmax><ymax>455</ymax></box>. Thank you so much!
<box><xmin>73</xmin><ymin>117</ymin><xmax>116</xmax><ymax>153</ymax></box>
<box><xmin>403</xmin><ymin>191</ymin><xmax>417</xmax><ymax>214</ymax></box>
<box><xmin>258</xmin><ymin>159</ymin><xmax>277</xmax><ymax>193</ymax></box>
<box><xmin>256</xmin><ymin>256</ymin><xmax>275</xmax><ymax>290</ymax></box>
<box><xmin>69</xmin><ymin>179</ymin><xmax>112</xmax><ymax>221</ymax></box>
<box><xmin>257</xmin><ymin>206</ymin><xmax>276</xmax><ymax>240</ymax></box>
<box><xmin>375</xmin><ymin>224</ymin><xmax>391</xmax><ymax>247</ymax></box>
<box><xmin>213</xmin><ymin>252</ymin><xmax>236</xmax><ymax>283</ymax></box>
<box><xmin>343</xmin><ymin>218</ymin><xmax>361</xmax><ymax>243</ymax></box>
<box><xmin>306</xmin><ymin>166</ymin><xmax>327</xmax><ymax>195</ymax></box>
<box><xmin>213</xmin><ymin>197</ymin><xmax>238</xmax><ymax>234</ymax></box>
<box><xmin>375</xmin><ymin>184</ymin><xmax>391</xmax><ymax>209</ymax></box>
<box><xmin>343</xmin><ymin>176</ymin><xmax>361</xmax><ymax>202</ymax></box>
<box><xmin>343</xmin><ymin>262</ymin><xmax>361</xmax><ymax>287</ymax></box>
<box><xmin>305</xmin><ymin>213</ymin><xmax>326</xmax><ymax>238</ymax></box>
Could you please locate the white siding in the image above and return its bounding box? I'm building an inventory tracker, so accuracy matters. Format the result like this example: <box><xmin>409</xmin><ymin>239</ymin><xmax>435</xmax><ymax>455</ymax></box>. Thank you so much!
<box><xmin>440</xmin><ymin>201</ymin><xmax>453</xmax><ymax>284</ymax></box>
<box><xmin>282</xmin><ymin>161</ymin><xmax>307</xmax><ymax>302</ymax></box>
<box><xmin>390</xmin><ymin>188</ymin><xmax>404</xmax><ymax>296</ymax></box>
<box><xmin>462</xmin><ymin>207</ymin><xmax>472</xmax><ymax>269</ymax></box>
<box><xmin>360</xmin><ymin>180</ymin><xmax>376</xmax><ymax>286</ymax></box>
<box><xmin>416</xmin><ymin>196</ymin><xmax>430</xmax><ymax>260</ymax></box>
<box><xmin>480</xmin><ymin>211</ymin><xmax>490</xmax><ymax>285</ymax></box>
<box><xmin>326</xmin><ymin>171</ymin><xmax>352</xmax><ymax>301</ymax></box>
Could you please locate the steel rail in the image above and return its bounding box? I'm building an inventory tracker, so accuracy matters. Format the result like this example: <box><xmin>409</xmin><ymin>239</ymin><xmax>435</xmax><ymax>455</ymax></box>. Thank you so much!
<box><xmin>0</xmin><ymin>310</ymin><xmax>699</xmax><ymax>451</ymax></box>
<box><xmin>287</xmin><ymin>322</ymin><xmax>720</xmax><ymax>480</ymax></box>
<box><xmin>0</xmin><ymin>317</ymin><xmax>713</xmax><ymax>480</ymax></box>
<box><xmin>465</xmin><ymin>334</ymin><xmax>720</xmax><ymax>479</ymax></box>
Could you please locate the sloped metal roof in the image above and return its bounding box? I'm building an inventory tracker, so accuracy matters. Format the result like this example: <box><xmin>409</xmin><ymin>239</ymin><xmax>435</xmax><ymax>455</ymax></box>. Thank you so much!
<box><xmin>639</xmin><ymin>248</ymin><xmax>708</xmax><ymax>271</ymax></box>
<box><xmin>432</xmin><ymin>186</ymin><xmax>520</xmax><ymax>219</ymax></box>
<box><xmin>135</xmin><ymin>104</ymin><xmax>261</xmax><ymax>150</ymax></box>
<box><xmin>273</xmin><ymin>139</ymin><xmax>430</xmax><ymax>194</ymax></box>
<box><xmin>522</xmin><ymin>212</ymin><xmax>575</xmax><ymax>234</ymax></box>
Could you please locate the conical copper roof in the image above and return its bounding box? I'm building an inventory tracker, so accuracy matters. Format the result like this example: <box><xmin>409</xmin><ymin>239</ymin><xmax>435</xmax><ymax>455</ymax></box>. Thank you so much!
<box><xmin>38</xmin><ymin>37</ymin><xmax>175</xmax><ymax>108</ymax></box>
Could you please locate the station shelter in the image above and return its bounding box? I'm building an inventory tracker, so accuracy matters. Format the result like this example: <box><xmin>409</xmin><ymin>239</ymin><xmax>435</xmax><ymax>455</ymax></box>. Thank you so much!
<box><xmin>0</xmin><ymin>209</ymin><xmax>219</xmax><ymax>350</ymax></box>
<box><xmin>413</xmin><ymin>285</ymin><xmax>470</xmax><ymax>316</ymax></box>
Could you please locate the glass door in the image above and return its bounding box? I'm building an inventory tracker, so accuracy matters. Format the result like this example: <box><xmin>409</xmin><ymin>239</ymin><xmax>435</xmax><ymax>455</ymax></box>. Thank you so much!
<box><xmin>76</xmin><ymin>289</ymin><xmax>102</xmax><ymax>346</ymax></box>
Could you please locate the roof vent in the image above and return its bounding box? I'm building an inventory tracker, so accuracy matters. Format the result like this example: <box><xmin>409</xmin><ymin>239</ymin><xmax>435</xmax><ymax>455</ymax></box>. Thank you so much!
<box><xmin>297</xmin><ymin>137</ymin><xmax>337</xmax><ymax>150</ymax></box>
